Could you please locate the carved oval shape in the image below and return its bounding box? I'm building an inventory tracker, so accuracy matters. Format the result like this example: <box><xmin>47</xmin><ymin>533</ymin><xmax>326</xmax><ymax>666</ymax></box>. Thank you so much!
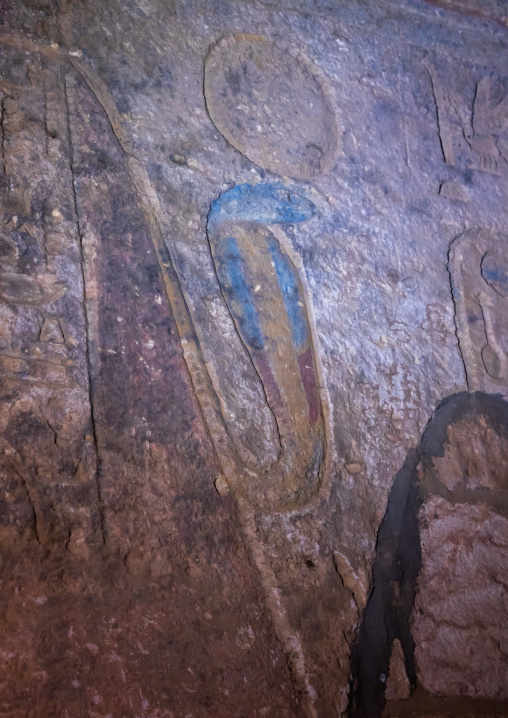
<box><xmin>206</xmin><ymin>183</ymin><xmax>328</xmax><ymax>510</ymax></box>
<box><xmin>204</xmin><ymin>34</ymin><xmax>341</xmax><ymax>180</ymax></box>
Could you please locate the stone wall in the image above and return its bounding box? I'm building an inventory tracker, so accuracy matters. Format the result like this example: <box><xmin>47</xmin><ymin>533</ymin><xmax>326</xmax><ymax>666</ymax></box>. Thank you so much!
<box><xmin>0</xmin><ymin>1</ymin><xmax>507</xmax><ymax>716</ymax></box>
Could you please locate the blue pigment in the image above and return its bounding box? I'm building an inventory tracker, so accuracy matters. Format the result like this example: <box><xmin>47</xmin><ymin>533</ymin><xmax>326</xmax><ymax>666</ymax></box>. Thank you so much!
<box><xmin>208</xmin><ymin>182</ymin><xmax>315</xmax><ymax>234</ymax></box>
<box><xmin>267</xmin><ymin>237</ymin><xmax>308</xmax><ymax>350</ymax></box>
<box><xmin>483</xmin><ymin>264</ymin><xmax>508</xmax><ymax>291</ymax></box>
<box><xmin>219</xmin><ymin>236</ymin><xmax>265</xmax><ymax>352</ymax></box>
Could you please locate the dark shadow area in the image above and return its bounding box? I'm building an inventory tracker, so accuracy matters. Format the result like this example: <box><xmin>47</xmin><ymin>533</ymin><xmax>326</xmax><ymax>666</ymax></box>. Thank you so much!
<box><xmin>349</xmin><ymin>391</ymin><xmax>508</xmax><ymax>718</ymax></box>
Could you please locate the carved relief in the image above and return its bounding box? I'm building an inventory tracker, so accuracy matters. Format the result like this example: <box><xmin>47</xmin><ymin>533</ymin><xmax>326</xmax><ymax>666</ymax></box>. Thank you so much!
<box><xmin>204</xmin><ymin>34</ymin><xmax>341</xmax><ymax>179</ymax></box>
<box><xmin>0</xmin><ymin>32</ymin><xmax>336</xmax><ymax>713</ymax></box>
<box><xmin>206</xmin><ymin>182</ymin><xmax>329</xmax><ymax>511</ymax></box>
<box><xmin>39</xmin><ymin>317</ymin><xmax>65</xmax><ymax>343</ymax></box>
<box><xmin>426</xmin><ymin>61</ymin><xmax>508</xmax><ymax>175</ymax></box>
<box><xmin>472</xmin><ymin>76</ymin><xmax>508</xmax><ymax>172</ymax></box>
<box><xmin>448</xmin><ymin>230</ymin><xmax>508</xmax><ymax>396</ymax></box>
<box><xmin>202</xmin><ymin>39</ymin><xmax>339</xmax><ymax>711</ymax></box>
<box><xmin>0</xmin><ymin>55</ymin><xmax>102</xmax><ymax>550</ymax></box>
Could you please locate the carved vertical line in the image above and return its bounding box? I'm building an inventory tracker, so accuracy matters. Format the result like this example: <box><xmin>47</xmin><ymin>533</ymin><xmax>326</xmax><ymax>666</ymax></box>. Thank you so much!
<box><xmin>423</xmin><ymin>60</ymin><xmax>453</xmax><ymax>165</ymax></box>
<box><xmin>66</xmin><ymin>57</ymin><xmax>320</xmax><ymax>708</ymax></box>
<box><xmin>448</xmin><ymin>237</ymin><xmax>479</xmax><ymax>392</ymax></box>
<box><xmin>64</xmin><ymin>71</ymin><xmax>106</xmax><ymax>546</ymax></box>
<box><xmin>447</xmin><ymin>243</ymin><xmax>471</xmax><ymax>390</ymax></box>
<box><xmin>0</xmin><ymin>93</ymin><xmax>15</xmax><ymax>179</ymax></box>
<box><xmin>68</xmin><ymin>56</ymin><xmax>240</xmax><ymax>483</ymax></box>
<box><xmin>43</xmin><ymin>88</ymin><xmax>49</xmax><ymax>157</ymax></box>
<box><xmin>0</xmin><ymin>94</ymin><xmax>5</xmax><ymax>174</ymax></box>
<box><xmin>239</xmin><ymin>502</ymin><xmax>318</xmax><ymax>718</ymax></box>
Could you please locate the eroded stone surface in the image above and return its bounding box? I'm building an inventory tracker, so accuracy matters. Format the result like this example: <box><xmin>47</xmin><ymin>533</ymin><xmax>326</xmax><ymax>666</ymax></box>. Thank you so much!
<box><xmin>385</xmin><ymin>639</ymin><xmax>411</xmax><ymax>702</ymax></box>
<box><xmin>413</xmin><ymin>497</ymin><xmax>508</xmax><ymax>700</ymax></box>
<box><xmin>432</xmin><ymin>415</ymin><xmax>508</xmax><ymax>492</ymax></box>
<box><xmin>351</xmin><ymin>393</ymin><xmax>508</xmax><ymax>717</ymax></box>
<box><xmin>410</xmin><ymin>397</ymin><xmax>508</xmax><ymax>706</ymax></box>
<box><xmin>0</xmin><ymin>0</ymin><xmax>508</xmax><ymax>716</ymax></box>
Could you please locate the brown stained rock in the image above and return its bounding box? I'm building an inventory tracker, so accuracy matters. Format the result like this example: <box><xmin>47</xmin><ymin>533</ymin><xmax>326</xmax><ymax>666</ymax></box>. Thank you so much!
<box><xmin>385</xmin><ymin>639</ymin><xmax>411</xmax><ymax>702</ymax></box>
<box><xmin>345</xmin><ymin>462</ymin><xmax>364</xmax><ymax>475</ymax></box>
<box><xmin>0</xmin><ymin>272</ymin><xmax>67</xmax><ymax>304</ymax></box>
<box><xmin>410</xmin><ymin>402</ymin><xmax>508</xmax><ymax>704</ymax></box>
<box><xmin>432</xmin><ymin>416</ymin><xmax>508</xmax><ymax>492</ymax></box>
<box><xmin>413</xmin><ymin>497</ymin><xmax>508</xmax><ymax>700</ymax></box>
<box><xmin>39</xmin><ymin>318</ymin><xmax>65</xmax><ymax>343</ymax></box>
<box><xmin>2</xmin><ymin>0</ymin><xmax>508</xmax><ymax>716</ymax></box>
<box><xmin>334</xmin><ymin>549</ymin><xmax>369</xmax><ymax>612</ymax></box>
<box><xmin>383</xmin><ymin>685</ymin><xmax>508</xmax><ymax>717</ymax></box>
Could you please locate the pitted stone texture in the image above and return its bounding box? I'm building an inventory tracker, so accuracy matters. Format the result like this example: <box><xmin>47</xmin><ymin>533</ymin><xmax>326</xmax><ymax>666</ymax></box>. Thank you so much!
<box><xmin>432</xmin><ymin>415</ymin><xmax>508</xmax><ymax>492</ymax></box>
<box><xmin>385</xmin><ymin>639</ymin><xmax>411</xmax><ymax>702</ymax></box>
<box><xmin>2</xmin><ymin>0</ymin><xmax>508</xmax><ymax>716</ymax></box>
<box><xmin>413</xmin><ymin>497</ymin><xmax>508</xmax><ymax>700</ymax></box>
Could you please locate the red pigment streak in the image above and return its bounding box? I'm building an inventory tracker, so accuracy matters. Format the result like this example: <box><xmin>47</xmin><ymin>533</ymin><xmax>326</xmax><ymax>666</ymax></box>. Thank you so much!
<box><xmin>298</xmin><ymin>347</ymin><xmax>319</xmax><ymax>426</ymax></box>
<box><xmin>255</xmin><ymin>354</ymin><xmax>288</xmax><ymax>423</ymax></box>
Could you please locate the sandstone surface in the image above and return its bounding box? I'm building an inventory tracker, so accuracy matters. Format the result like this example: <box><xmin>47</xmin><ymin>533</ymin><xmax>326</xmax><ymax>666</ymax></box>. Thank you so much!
<box><xmin>0</xmin><ymin>1</ymin><xmax>507</xmax><ymax>717</ymax></box>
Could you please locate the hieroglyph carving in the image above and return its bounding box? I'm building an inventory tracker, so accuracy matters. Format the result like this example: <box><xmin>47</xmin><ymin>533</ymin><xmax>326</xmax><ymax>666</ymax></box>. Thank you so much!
<box><xmin>426</xmin><ymin>61</ymin><xmax>508</xmax><ymax>175</ymax></box>
<box><xmin>0</xmin><ymin>42</ymin><xmax>103</xmax><ymax>549</ymax></box>
<box><xmin>205</xmin><ymin>34</ymin><xmax>341</xmax><ymax>180</ymax></box>
<box><xmin>449</xmin><ymin>230</ymin><xmax>508</xmax><ymax>397</ymax></box>
<box><xmin>206</xmin><ymin>182</ymin><xmax>330</xmax><ymax>512</ymax></box>
<box><xmin>203</xmin><ymin>36</ymin><xmax>341</xmax><ymax>716</ymax></box>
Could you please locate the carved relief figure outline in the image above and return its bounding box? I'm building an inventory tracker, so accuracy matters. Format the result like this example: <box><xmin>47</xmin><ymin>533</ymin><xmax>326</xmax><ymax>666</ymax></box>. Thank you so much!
<box><xmin>0</xmin><ymin>28</ymin><xmax>341</xmax><ymax>717</ymax></box>
<box><xmin>448</xmin><ymin>229</ymin><xmax>508</xmax><ymax>396</ymax></box>
<box><xmin>425</xmin><ymin>59</ymin><xmax>508</xmax><ymax>175</ymax></box>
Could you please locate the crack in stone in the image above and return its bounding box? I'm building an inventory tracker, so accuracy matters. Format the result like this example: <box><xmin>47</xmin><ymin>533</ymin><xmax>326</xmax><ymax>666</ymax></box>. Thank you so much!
<box><xmin>423</xmin><ymin>61</ymin><xmax>448</xmax><ymax>165</ymax></box>
<box><xmin>64</xmin><ymin>72</ymin><xmax>106</xmax><ymax>548</ymax></box>
<box><xmin>447</xmin><ymin>237</ymin><xmax>470</xmax><ymax>390</ymax></box>
<box><xmin>0</xmin><ymin>95</ymin><xmax>6</xmax><ymax>174</ymax></box>
<box><xmin>66</xmin><ymin>57</ymin><xmax>235</xmax><ymax>474</ymax></box>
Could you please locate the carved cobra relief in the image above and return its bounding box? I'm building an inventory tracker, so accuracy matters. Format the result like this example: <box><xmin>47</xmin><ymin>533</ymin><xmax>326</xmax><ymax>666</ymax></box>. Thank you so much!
<box><xmin>0</xmin><ymin>29</ymin><xmax>338</xmax><ymax>714</ymax></box>
<box><xmin>205</xmin><ymin>182</ymin><xmax>329</xmax><ymax>511</ymax></box>
<box><xmin>199</xmin><ymin>34</ymin><xmax>340</xmax><ymax>514</ymax></box>
<box><xmin>201</xmin><ymin>36</ymin><xmax>340</xmax><ymax>715</ymax></box>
